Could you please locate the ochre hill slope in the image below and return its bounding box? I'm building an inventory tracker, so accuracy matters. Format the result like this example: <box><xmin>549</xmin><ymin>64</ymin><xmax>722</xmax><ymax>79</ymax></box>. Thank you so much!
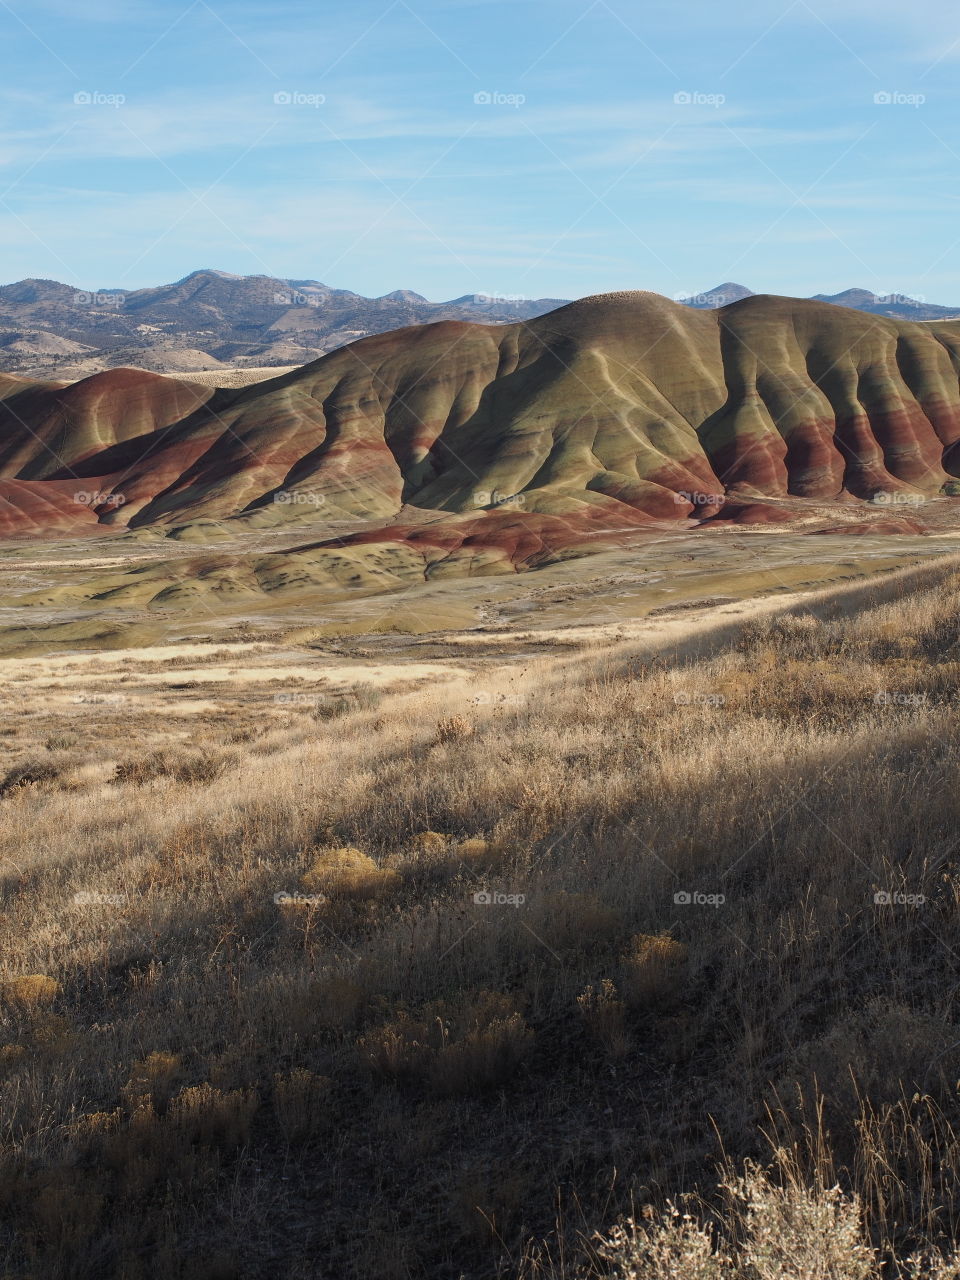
<box><xmin>1</xmin><ymin>291</ymin><xmax>959</xmax><ymax>566</ymax></box>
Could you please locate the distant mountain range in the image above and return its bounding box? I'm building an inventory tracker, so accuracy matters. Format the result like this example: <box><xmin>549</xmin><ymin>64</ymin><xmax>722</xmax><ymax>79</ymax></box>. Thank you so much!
<box><xmin>680</xmin><ymin>282</ymin><xmax>960</xmax><ymax>320</ymax></box>
<box><xmin>0</xmin><ymin>270</ymin><xmax>958</xmax><ymax>380</ymax></box>
<box><xmin>0</xmin><ymin>270</ymin><xmax>568</xmax><ymax>379</ymax></box>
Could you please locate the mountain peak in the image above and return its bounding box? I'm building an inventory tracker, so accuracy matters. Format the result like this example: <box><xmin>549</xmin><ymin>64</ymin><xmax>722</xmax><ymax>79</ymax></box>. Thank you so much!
<box><xmin>380</xmin><ymin>289</ymin><xmax>429</xmax><ymax>303</ymax></box>
<box><xmin>679</xmin><ymin>283</ymin><xmax>754</xmax><ymax>309</ymax></box>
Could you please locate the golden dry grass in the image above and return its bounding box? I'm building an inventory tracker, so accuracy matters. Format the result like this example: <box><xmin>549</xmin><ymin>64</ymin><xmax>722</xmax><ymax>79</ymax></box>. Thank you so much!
<box><xmin>2</xmin><ymin>558</ymin><xmax>960</xmax><ymax>1276</ymax></box>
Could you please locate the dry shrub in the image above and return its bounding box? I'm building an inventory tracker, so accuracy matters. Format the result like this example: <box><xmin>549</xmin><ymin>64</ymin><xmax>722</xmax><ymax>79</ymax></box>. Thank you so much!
<box><xmin>311</xmin><ymin>974</ymin><xmax>367</xmax><ymax>1033</ymax></box>
<box><xmin>65</xmin><ymin>1110</ymin><xmax>121</xmax><ymax>1156</ymax></box>
<box><xmin>600</xmin><ymin>1205</ymin><xmax>726</xmax><ymax>1279</ymax></box>
<box><xmin>359</xmin><ymin>1011</ymin><xmax>437</xmax><ymax>1082</ymax></box>
<box><xmin>533</xmin><ymin>891</ymin><xmax>625</xmax><ymax>955</ymax></box>
<box><xmin>112</xmin><ymin>748</ymin><xmax>177</xmax><ymax>786</ymax></box>
<box><xmin>577</xmin><ymin>979</ymin><xmax>630</xmax><ymax>1059</ymax></box>
<box><xmin>168</xmin><ymin>1083</ymin><xmax>258</xmax><ymax>1149</ymax></box>
<box><xmin>0</xmin><ymin>1043</ymin><xmax>27</xmax><ymax>1072</ymax></box>
<box><xmin>600</xmin><ymin>1163</ymin><xmax>877</xmax><ymax>1279</ymax></box>
<box><xmin>435</xmin><ymin>715</ymin><xmax>473</xmax><ymax>744</ymax></box>
<box><xmin>620</xmin><ymin>934</ymin><xmax>688</xmax><ymax>1011</ymax></box>
<box><xmin>454</xmin><ymin>836</ymin><xmax>506</xmax><ymax>872</ymax></box>
<box><xmin>273</xmin><ymin>1068</ymin><xmax>331</xmax><ymax>1141</ymax></box>
<box><xmin>27</xmin><ymin>1175</ymin><xmax>105</xmax><ymax>1260</ymax></box>
<box><xmin>29</xmin><ymin>1013</ymin><xmax>75</xmax><ymax>1056</ymax></box>
<box><xmin>359</xmin><ymin>991</ymin><xmax>533</xmax><ymax>1095</ymax></box>
<box><xmin>312</xmin><ymin>684</ymin><xmax>383</xmax><ymax>721</ymax></box>
<box><xmin>0</xmin><ymin>758</ymin><xmax>62</xmax><ymax>795</ymax></box>
<box><xmin>113</xmin><ymin>746</ymin><xmax>236</xmax><ymax>786</ymax></box>
<box><xmin>430</xmin><ymin>1010</ymin><xmax>533</xmax><ymax>1096</ymax></box>
<box><xmin>302</xmin><ymin>846</ymin><xmax>400</xmax><ymax>901</ymax></box>
<box><xmin>411</xmin><ymin>830</ymin><xmax>449</xmax><ymax>854</ymax></box>
<box><xmin>123</xmin><ymin>1051</ymin><xmax>182</xmax><ymax>1114</ymax></box>
<box><xmin>1</xmin><ymin>973</ymin><xmax>59</xmax><ymax>1012</ymax></box>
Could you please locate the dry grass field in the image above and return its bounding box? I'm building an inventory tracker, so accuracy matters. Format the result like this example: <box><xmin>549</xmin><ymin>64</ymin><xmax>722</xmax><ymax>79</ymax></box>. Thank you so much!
<box><xmin>3</xmin><ymin>554</ymin><xmax>960</xmax><ymax>1277</ymax></box>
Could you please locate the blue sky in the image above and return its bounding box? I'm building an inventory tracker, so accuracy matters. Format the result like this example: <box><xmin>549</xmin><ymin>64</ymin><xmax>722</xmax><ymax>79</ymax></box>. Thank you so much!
<box><xmin>3</xmin><ymin>0</ymin><xmax>960</xmax><ymax>301</ymax></box>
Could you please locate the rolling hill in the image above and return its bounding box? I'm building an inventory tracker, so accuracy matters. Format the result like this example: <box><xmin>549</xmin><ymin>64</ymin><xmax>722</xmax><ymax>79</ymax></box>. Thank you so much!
<box><xmin>2</xmin><ymin>290</ymin><xmax>960</xmax><ymax>599</ymax></box>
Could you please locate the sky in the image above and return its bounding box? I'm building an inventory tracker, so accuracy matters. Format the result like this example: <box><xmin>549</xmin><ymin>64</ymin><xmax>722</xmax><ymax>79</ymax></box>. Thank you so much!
<box><xmin>2</xmin><ymin>0</ymin><xmax>960</xmax><ymax>301</ymax></box>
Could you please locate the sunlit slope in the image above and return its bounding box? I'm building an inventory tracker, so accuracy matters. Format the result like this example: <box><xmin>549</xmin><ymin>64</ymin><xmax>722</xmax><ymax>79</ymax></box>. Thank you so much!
<box><xmin>0</xmin><ymin>291</ymin><xmax>958</xmax><ymax>545</ymax></box>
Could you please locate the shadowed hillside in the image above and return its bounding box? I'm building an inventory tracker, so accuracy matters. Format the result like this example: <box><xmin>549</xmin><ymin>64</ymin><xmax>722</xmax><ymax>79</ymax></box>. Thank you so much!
<box><xmin>3</xmin><ymin>559</ymin><xmax>960</xmax><ymax>1276</ymax></box>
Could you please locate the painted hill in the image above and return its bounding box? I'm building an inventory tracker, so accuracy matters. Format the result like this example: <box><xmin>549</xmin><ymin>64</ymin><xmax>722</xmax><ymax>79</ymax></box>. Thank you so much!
<box><xmin>2</xmin><ymin>290</ymin><xmax>960</xmax><ymax>594</ymax></box>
